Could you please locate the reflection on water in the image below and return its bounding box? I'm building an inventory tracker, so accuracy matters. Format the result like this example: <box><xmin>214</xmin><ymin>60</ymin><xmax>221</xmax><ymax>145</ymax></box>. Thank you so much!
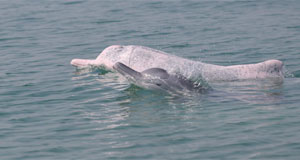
<box><xmin>211</xmin><ymin>79</ymin><xmax>284</xmax><ymax>105</ymax></box>
<box><xmin>89</xmin><ymin>77</ymin><xmax>284</xmax><ymax>131</ymax></box>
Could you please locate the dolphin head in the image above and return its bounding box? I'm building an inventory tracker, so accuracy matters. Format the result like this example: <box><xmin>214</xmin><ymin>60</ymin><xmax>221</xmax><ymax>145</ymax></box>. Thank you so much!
<box><xmin>113</xmin><ymin>62</ymin><xmax>201</xmax><ymax>93</ymax></box>
<box><xmin>70</xmin><ymin>45</ymin><xmax>131</xmax><ymax>68</ymax></box>
<box><xmin>113</xmin><ymin>62</ymin><xmax>163</xmax><ymax>90</ymax></box>
<box><xmin>94</xmin><ymin>45</ymin><xmax>132</xmax><ymax>69</ymax></box>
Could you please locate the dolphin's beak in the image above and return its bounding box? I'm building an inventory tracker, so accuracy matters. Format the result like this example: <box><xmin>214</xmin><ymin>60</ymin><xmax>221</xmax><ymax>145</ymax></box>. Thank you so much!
<box><xmin>113</xmin><ymin>62</ymin><xmax>142</xmax><ymax>80</ymax></box>
<box><xmin>70</xmin><ymin>59</ymin><xmax>95</xmax><ymax>67</ymax></box>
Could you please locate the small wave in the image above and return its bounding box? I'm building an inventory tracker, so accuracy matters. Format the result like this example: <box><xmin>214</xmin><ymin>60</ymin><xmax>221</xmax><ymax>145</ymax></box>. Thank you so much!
<box><xmin>290</xmin><ymin>70</ymin><xmax>300</xmax><ymax>78</ymax></box>
<box><xmin>62</xmin><ymin>1</ymin><xmax>84</xmax><ymax>5</ymax></box>
<box><xmin>282</xmin><ymin>66</ymin><xmax>296</xmax><ymax>78</ymax></box>
<box><xmin>73</xmin><ymin>66</ymin><xmax>111</xmax><ymax>75</ymax></box>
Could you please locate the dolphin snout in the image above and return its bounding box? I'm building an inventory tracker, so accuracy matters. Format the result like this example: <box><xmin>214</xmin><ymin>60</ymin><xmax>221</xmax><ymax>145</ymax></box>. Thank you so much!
<box><xmin>70</xmin><ymin>59</ymin><xmax>95</xmax><ymax>67</ymax></box>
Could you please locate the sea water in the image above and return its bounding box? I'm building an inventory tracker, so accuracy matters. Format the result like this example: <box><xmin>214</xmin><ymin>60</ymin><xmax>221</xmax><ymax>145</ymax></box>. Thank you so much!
<box><xmin>1</xmin><ymin>0</ymin><xmax>300</xmax><ymax>159</ymax></box>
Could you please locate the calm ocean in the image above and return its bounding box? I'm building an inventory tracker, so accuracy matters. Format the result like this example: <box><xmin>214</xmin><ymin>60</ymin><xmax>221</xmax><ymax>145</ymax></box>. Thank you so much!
<box><xmin>1</xmin><ymin>0</ymin><xmax>300</xmax><ymax>159</ymax></box>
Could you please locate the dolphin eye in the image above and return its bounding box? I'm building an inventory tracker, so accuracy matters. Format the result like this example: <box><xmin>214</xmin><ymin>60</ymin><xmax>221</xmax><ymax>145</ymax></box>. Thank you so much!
<box><xmin>156</xmin><ymin>83</ymin><xmax>161</xmax><ymax>86</ymax></box>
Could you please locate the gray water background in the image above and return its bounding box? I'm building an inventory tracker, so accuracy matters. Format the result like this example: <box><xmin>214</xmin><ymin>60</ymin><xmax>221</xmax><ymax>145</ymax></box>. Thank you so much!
<box><xmin>1</xmin><ymin>0</ymin><xmax>300</xmax><ymax>159</ymax></box>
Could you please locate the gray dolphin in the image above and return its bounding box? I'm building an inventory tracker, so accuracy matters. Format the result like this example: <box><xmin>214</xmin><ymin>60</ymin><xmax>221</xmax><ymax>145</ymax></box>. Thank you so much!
<box><xmin>113</xmin><ymin>62</ymin><xmax>204</xmax><ymax>93</ymax></box>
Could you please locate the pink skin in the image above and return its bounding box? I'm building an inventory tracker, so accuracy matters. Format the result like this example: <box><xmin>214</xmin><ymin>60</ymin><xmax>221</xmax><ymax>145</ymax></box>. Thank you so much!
<box><xmin>224</xmin><ymin>59</ymin><xmax>283</xmax><ymax>79</ymax></box>
<box><xmin>71</xmin><ymin>45</ymin><xmax>123</xmax><ymax>69</ymax></box>
<box><xmin>71</xmin><ymin>45</ymin><xmax>284</xmax><ymax>82</ymax></box>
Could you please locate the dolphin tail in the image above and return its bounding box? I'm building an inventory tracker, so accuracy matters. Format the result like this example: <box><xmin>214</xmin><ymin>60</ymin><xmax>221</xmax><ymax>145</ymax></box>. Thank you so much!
<box><xmin>113</xmin><ymin>62</ymin><xmax>142</xmax><ymax>80</ymax></box>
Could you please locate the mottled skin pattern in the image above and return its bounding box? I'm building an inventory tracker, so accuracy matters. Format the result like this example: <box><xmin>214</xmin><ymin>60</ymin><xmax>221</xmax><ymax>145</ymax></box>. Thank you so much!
<box><xmin>71</xmin><ymin>45</ymin><xmax>284</xmax><ymax>82</ymax></box>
